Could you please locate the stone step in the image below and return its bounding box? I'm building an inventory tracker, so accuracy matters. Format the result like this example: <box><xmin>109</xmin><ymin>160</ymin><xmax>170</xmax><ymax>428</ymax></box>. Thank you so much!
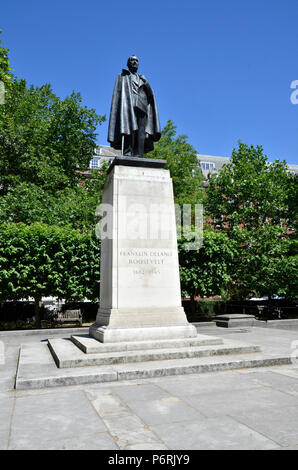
<box><xmin>15</xmin><ymin>342</ymin><xmax>292</xmax><ymax>390</ymax></box>
<box><xmin>48</xmin><ymin>337</ymin><xmax>261</xmax><ymax>369</ymax></box>
<box><xmin>70</xmin><ymin>333</ymin><xmax>223</xmax><ymax>354</ymax></box>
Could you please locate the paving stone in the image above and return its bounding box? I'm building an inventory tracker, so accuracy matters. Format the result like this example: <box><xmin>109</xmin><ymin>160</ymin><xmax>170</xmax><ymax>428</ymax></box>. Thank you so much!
<box><xmin>154</xmin><ymin>371</ymin><xmax>263</xmax><ymax>396</ymax></box>
<box><xmin>8</xmin><ymin>431</ymin><xmax>118</xmax><ymax>450</ymax></box>
<box><xmin>265</xmin><ymin>368</ymin><xmax>298</xmax><ymax>380</ymax></box>
<box><xmin>85</xmin><ymin>389</ymin><xmax>130</xmax><ymax>416</ymax></box>
<box><xmin>179</xmin><ymin>387</ymin><xmax>298</xmax><ymax>418</ymax></box>
<box><xmin>230</xmin><ymin>405</ymin><xmax>298</xmax><ymax>447</ymax></box>
<box><xmin>121</xmin><ymin>393</ymin><xmax>205</xmax><ymax>425</ymax></box>
<box><xmin>0</xmin><ymin>378</ymin><xmax>15</xmax><ymax>392</ymax></box>
<box><xmin>101</xmin><ymin>412</ymin><xmax>163</xmax><ymax>450</ymax></box>
<box><xmin>9</xmin><ymin>390</ymin><xmax>106</xmax><ymax>449</ymax></box>
<box><xmin>0</xmin><ymin>395</ymin><xmax>14</xmax><ymax>450</ymax></box>
<box><xmin>125</xmin><ymin>442</ymin><xmax>169</xmax><ymax>450</ymax></box>
<box><xmin>241</xmin><ymin>370</ymin><xmax>298</xmax><ymax>395</ymax></box>
<box><xmin>85</xmin><ymin>387</ymin><xmax>164</xmax><ymax>449</ymax></box>
<box><xmin>150</xmin><ymin>416</ymin><xmax>279</xmax><ymax>450</ymax></box>
<box><xmin>112</xmin><ymin>383</ymin><xmax>172</xmax><ymax>403</ymax></box>
<box><xmin>277</xmin><ymin>444</ymin><xmax>298</xmax><ymax>450</ymax></box>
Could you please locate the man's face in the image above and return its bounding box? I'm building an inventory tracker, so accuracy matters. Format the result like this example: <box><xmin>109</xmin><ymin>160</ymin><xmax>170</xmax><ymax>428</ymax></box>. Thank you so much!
<box><xmin>128</xmin><ymin>56</ymin><xmax>139</xmax><ymax>73</ymax></box>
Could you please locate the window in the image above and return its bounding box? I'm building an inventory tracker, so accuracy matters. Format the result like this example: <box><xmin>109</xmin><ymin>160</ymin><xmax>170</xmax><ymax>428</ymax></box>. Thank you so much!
<box><xmin>89</xmin><ymin>158</ymin><xmax>100</xmax><ymax>169</ymax></box>
<box><xmin>200</xmin><ymin>162</ymin><xmax>215</xmax><ymax>171</ymax></box>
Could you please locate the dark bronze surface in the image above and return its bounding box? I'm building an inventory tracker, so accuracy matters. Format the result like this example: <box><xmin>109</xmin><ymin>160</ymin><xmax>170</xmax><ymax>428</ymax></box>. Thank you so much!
<box><xmin>107</xmin><ymin>156</ymin><xmax>167</xmax><ymax>174</ymax></box>
<box><xmin>108</xmin><ymin>56</ymin><xmax>161</xmax><ymax>158</ymax></box>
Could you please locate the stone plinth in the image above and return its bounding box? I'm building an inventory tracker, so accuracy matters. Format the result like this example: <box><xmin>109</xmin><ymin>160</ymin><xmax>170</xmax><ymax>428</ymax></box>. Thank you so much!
<box><xmin>89</xmin><ymin>158</ymin><xmax>197</xmax><ymax>343</ymax></box>
<box><xmin>215</xmin><ymin>314</ymin><xmax>256</xmax><ymax>328</ymax></box>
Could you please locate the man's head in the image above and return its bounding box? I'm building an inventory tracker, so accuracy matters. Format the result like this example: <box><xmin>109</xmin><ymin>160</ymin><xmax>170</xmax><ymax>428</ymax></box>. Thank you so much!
<box><xmin>127</xmin><ymin>55</ymin><xmax>139</xmax><ymax>73</ymax></box>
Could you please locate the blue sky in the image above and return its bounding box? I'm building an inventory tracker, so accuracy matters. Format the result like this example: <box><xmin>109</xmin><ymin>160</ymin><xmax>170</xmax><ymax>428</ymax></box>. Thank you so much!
<box><xmin>1</xmin><ymin>0</ymin><xmax>298</xmax><ymax>164</ymax></box>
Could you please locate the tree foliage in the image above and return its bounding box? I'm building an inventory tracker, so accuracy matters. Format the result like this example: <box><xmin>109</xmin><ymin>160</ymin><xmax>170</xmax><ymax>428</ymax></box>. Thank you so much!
<box><xmin>0</xmin><ymin>223</ymin><xmax>101</xmax><ymax>325</ymax></box>
<box><xmin>0</xmin><ymin>75</ymin><xmax>108</xmax><ymax>229</ymax></box>
<box><xmin>0</xmin><ymin>30</ymin><xmax>12</xmax><ymax>91</ymax></box>
<box><xmin>228</xmin><ymin>226</ymin><xmax>298</xmax><ymax>300</ymax></box>
<box><xmin>206</xmin><ymin>142</ymin><xmax>297</xmax><ymax>299</ymax></box>
<box><xmin>148</xmin><ymin>120</ymin><xmax>204</xmax><ymax>206</ymax></box>
<box><xmin>178</xmin><ymin>228</ymin><xmax>237</xmax><ymax>300</ymax></box>
<box><xmin>0</xmin><ymin>164</ymin><xmax>109</xmax><ymax>230</ymax></box>
<box><xmin>0</xmin><ymin>78</ymin><xmax>105</xmax><ymax>193</ymax></box>
<box><xmin>206</xmin><ymin>142</ymin><xmax>292</xmax><ymax>232</ymax></box>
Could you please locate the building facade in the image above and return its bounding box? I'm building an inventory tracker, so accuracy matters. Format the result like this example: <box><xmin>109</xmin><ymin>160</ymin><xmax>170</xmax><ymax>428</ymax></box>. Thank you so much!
<box><xmin>89</xmin><ymin>145</ymin><xmax>298</xmax><ymax>178</ymax></box>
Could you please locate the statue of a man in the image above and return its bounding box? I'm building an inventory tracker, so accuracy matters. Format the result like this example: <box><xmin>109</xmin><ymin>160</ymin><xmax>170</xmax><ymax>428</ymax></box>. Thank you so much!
<box><xmin>108</xmin><ymin>55</ymin><xmax>161</xmax><ymax>157</ymax></box>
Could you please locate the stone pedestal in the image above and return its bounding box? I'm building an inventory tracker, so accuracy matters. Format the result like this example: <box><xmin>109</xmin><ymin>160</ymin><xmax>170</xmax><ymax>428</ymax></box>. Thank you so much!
<box><xmin>89</xmin><ymin>157</ymin><xmax>197</xmax><ymax>343</ymax></box>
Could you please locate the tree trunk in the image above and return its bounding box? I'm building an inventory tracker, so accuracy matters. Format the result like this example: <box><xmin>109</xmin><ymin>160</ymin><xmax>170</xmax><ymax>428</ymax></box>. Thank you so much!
<box><xmin>34</xmin><ymin>297</ymin><xmax>42</xmax><ymax>329</ymax></box>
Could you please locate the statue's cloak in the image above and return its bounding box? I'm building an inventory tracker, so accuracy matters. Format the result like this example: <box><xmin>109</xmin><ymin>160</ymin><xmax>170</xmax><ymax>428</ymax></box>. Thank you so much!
<box><xmin>108</xmin><ymin>69</ymin><xmax>161</xmax><ymax>153</ymax></box>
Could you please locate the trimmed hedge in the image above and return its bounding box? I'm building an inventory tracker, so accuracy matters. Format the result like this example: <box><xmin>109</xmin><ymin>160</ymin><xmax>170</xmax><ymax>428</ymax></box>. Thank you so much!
<box><xmin>0</xmin><ymin>223</ymin><xmax>101</xmax><ymax>302</ymax></box>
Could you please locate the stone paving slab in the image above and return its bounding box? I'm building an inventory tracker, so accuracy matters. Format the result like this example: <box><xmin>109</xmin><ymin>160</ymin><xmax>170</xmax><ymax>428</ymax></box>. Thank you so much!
<box><xmin>0</xmin><ymin>395</ymin><xmax>14</xmax><ymax>450</ymax></box>
<box><xmin>85</xmin><ymin>388</ymin><xmax>167</xmax><ymax>450</ymax></box>
<box><xmin>230</xmin><ymin>405</ymin><xmax>298</xmax><ymax>447</ymax></box>
<box><xmin>116</xmin><ymin>393</ymin><xmax>205</xmax><ymax>426</ymax></box>
<box><xmin>179</xmin><ymin>386</ymin><xmax>298</xmax><ymax>418</ymax></box>
<box><xmin>238</xmin><ymin>369</ymin><xmax>298</xmax><ymax>396</ymax></box>
<box><xmin>149</xmin><ymin>415</ymin><xmax>279</xmax><ymax>450</ymax></box>
<box><xmin>7</xmin><ymin>389</ymin><xmax>113</xmax><ymax>450</ymax></box>
<box><xmin>9</xmin><ymin>432</ymin><xmax>119</xmax><ymax>450</ymax></box>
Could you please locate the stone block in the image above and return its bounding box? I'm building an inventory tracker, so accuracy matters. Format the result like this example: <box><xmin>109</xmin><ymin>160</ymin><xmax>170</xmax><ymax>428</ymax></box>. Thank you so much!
<box><xmin>215</xmin><ymin>314</ymin><xmax>256</xmax><ymax>328</ymax></box>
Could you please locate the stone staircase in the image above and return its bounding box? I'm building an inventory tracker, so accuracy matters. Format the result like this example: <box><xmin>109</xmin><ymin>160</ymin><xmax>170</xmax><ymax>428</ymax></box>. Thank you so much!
<box><xmin>15</xmin><ymin>332</ymin><xmax>292</xmax><ymax>390</ymax></box>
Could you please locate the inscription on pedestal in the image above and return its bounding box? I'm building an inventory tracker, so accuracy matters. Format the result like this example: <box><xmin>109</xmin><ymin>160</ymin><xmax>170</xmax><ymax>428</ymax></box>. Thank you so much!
<box><xmin>119</xmin><ymin>249</ymin><xmax>174</xmax><ymax>278</ymax></box>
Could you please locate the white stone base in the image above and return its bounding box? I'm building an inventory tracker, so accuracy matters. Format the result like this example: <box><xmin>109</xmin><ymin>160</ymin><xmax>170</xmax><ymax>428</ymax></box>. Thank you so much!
<box><xmin>95</xmin><ymin>306</ymin><xmax>192</xmax><ymax>328</ymax></box>
<box><xmin>89</xmin><ymin>322</ymin><xmax>197</xmax><ymax>343</ymax></box>
<box><xmin>90</xmin><ymin>159</ymin><xmax>195</xmax><ymax>344</ymax></box>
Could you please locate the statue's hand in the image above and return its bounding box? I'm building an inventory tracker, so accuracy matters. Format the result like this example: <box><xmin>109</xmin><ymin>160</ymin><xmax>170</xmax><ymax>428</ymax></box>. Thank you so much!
<box><xmin>140</xmin><ymin>75</ymin><xmax>153</xmax><ymax>99</ymax></box>
<box><xmin>140</xmin><ymin>75</ymin><xmax>148</xmax><ymax>84</ymax></box>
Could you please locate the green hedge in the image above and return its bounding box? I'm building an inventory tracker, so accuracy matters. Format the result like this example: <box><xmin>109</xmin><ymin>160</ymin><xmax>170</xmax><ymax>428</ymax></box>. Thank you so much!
<box><xmin>196</xmin><ymin>300</ymin><xmax>224</xmax><ymax>315</ymax></box>
<box><xmin>0</xmin><ymin>222</ymin><xmax>100</xmax><ymax>302</ymax></box>
<box><xmin>182</xmin><ymin>299</ymin><xmax>225</xmax><ymax>321</ymax></box>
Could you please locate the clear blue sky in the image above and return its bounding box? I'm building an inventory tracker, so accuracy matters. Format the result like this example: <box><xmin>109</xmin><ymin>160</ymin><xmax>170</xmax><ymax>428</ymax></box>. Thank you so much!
<box><xmin>1</xmin><ymin>0</ymin><xmax>298</xmax><ymax>164</ymax></box>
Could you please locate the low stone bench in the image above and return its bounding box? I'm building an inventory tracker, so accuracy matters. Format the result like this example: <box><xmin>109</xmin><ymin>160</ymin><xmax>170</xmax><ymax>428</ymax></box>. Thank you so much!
<box><xmin>215</xmin><ymin>314</ymin><xmax>256</xmax><ymax>328</ymax></box>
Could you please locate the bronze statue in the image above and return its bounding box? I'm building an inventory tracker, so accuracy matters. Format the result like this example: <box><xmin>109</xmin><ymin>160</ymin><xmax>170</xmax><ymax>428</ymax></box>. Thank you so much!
<box><xmin>108</xmin><ymin>55</ymin><xmax>161</xmax><ymax>157</ymax></box>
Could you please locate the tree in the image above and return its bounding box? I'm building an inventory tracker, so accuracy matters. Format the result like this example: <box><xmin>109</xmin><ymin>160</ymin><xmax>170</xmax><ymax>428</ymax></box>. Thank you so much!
<box><xmin>0</xmin><ymin>75</ymin><xmax>108</xmax><ymax>229</ymax></box>
<box><xmin>0</xmin><ymin>30</ymin><xmax>12</xmax><ymax>92</ymax></box>
<box><xmin>206</xmin><ymin>142</ymin><xmax>297</xmax><ymax>299</ymax></box>
<box><xmin>0</xmin><ymin>163</ymin><xmax>109</xmax><ymax>230</ymax></box>
<box><xmin>287</xmin><ymin>173</ymin><xmax>298</xmax><ymax>232</ymax></box>
<box><xmin>0</xmin><ymin>36</ymin><xmax>106</xmax><ymax>328</ymax></box>
<box><xmin>0</xmin><ymin>223</ymin><xmax>101</xmax><ymax>327</ymax></box>
<box><xmin>229</xmin><ymin>226</ymin><xmax>298</xmax><ymax>300</ymax></box>
<box><xmin>178</xmin><ymin>228</ymin><xmax>236</xmax><ymax>317</ymax></box>
<box><xmin>0</xmin><ymin>78</ymin><xmax>105</xmax><ymax>193</ymax></box>
<box><xmin>148</xmin><ymin>120</ymin><xmax>204</xmax><ymax>206</ymax></box>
